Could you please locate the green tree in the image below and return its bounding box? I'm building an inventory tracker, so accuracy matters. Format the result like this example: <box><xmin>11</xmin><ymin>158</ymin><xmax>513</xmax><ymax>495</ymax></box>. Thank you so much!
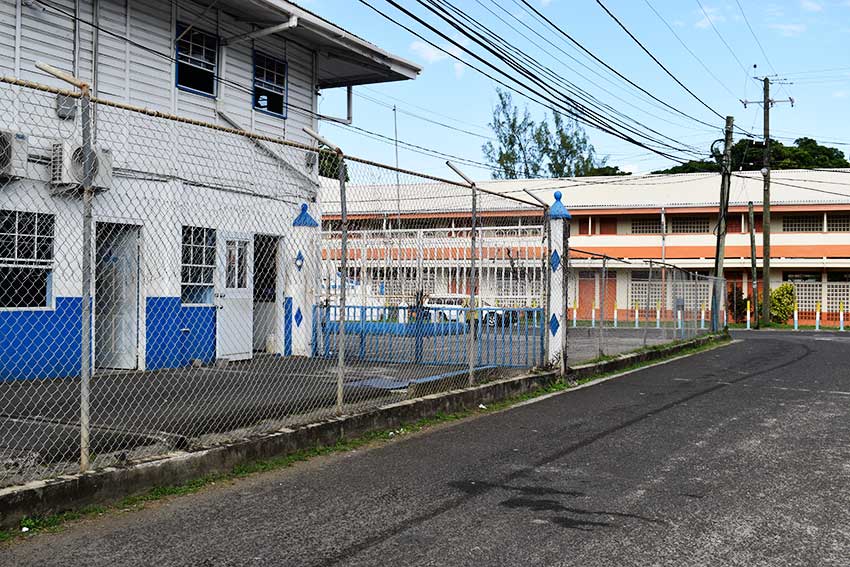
<box><xmin>654</xmin><ymin>137</ymin><xmax>849</xmax><ymax>174</ymax></box>
<box><xmin>541</xmin><ymin>112</ymin><xmax>598</xmax><ymax>177</ymax></box>
<box><xmin>482</xmin><ymin>88</ymin><xmax>545</xmax><ymax>179</ymax></box>
<box><xmin>586</xmin><ymin>165</ymin><xmax>632</xmax><ymax>177</ymax></box>
<box><xmin>482</xmin><ymin>88</ymin><xmax>625</xmax><ymax>179</ymax></box>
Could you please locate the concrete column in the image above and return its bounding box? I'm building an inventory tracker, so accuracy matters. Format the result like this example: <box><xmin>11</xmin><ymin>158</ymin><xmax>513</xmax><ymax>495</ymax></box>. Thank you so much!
<box><xmin>548</xmin><ymin>191</ymin><xmax>571</xmax><ymax>374</ymax></box>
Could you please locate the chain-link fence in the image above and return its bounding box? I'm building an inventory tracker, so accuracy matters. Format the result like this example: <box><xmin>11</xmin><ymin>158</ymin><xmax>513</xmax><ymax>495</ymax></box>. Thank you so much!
<box><xmin>562</xmin><ymin>250</ymin><xmax>725</xmax><ymax>361</ymax></box>
<box><xmin>0</xmin><ymin>76</ymin><xmax>722</xmax><ymax>488</ymax></box>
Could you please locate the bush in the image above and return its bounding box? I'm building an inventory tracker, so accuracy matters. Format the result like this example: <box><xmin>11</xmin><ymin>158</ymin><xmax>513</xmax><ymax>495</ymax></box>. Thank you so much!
<box><xmin>727</xmin><ymin>286</ymin><xmax>747</xmax><ymax>323</ymax></box>
<box><xmin>770</xmin><ymin>283</ymin><xmax>796</xmax><ymax>324</ymax></box>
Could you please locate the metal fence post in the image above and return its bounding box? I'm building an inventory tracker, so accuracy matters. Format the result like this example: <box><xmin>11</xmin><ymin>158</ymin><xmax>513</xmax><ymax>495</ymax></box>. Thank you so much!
<box><xmin>80</xmin><ymin>84</ymin><xmax>94</xmax><ymax>473</ymax></box>
<box><xmin>337</xmin><ymin>157</ymin><xmax>348</xmax><ymax>414</ymax></box>
<box><xmin>598</xmin><ymin>257</ymin><xmax>607</xmax><ymax>358</ymax></box>
<box><xmin>467</xmin><ymin>182</ymin><xmax>478</xmax><ymax>385</ymax></box>
<box><xmin>446</xmin><ymin>162</ymin><xmax>478</xmax><ymax>386</ymax></box>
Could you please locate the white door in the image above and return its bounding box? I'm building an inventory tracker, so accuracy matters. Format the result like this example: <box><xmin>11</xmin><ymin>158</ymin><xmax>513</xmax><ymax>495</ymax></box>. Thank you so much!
<box><xmin>95</xmin><ymin>223</ymin><xmax>140</xmax><ymax>369</ymax></box>
<box><xmin>216</xmin><ymin>232</ymin><xmax>254</xmax><ymax>361</ymax></box>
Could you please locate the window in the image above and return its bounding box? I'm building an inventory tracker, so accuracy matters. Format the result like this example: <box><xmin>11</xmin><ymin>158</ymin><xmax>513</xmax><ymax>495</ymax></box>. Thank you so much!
<box><xmin>827</xmin><ymin>272</ymin><xmax>850</xmax><ymax>282</ymax></box>
<box><xmin>225</xmin><ymin>240</ymin><xmax>248</xmax><ymax>289</ymax></box>
<box><xmin>176</xmin><ymin>25</ymin><xmax>218</xmax><ymax>96</ymax></box>
<box><xmin>253</xmin><ymin>52</ymin><xmax>287</xmax><ymax>117</ymax></box>
<box><xmin>181</xmin><ymin>226</ymin><xmax>216</xmax><ymax>304</ymax></box>
<box><xmin>782</xmin><ymin>214</ymin><xmax>822</xmax><ymax>232</ymax></box>
<box><xmin>631</xmin><ymin>217</ymin><xmax>662</xmax><ymax>234</ymax></box>
<box><xmin>827</xmin><ymin>214</ymin><xmax>850</xmax><ymax>232</ymax></box>
<box><xmin>783</xmin><ymin>271</ymin><xmax>820</xmax><ymax>282</ymax></box>
<box><xmin>0</xmin><ymin>209</ymin><xmax>54</xmax><ymax>308</ymax></box>
<box><xmin>670</xmin><ymin>216</ymin><xmax>710</xmax><ymax>234</ymax></box>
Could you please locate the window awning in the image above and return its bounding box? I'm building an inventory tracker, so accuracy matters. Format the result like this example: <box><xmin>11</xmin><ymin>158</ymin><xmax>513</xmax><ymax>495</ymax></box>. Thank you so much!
<box><xmin>216</xmin><ymin>0</ymin><xmax>421</xmax><ymax>88</ymax></box>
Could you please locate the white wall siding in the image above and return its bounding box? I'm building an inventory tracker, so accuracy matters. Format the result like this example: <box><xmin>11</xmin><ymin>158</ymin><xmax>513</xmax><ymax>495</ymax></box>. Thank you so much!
<box><xmin>0</xmin><ymin>0</ymin><xmax>18</xmax><ymax>75</ymax></box>
<box><xmin>95</xmin><ymin>0</ymin><xmax>129</xmax><ymax>99</ymax></box>
<box><xmin>127</xmin><ymin>0</ymin><xmax>172</xmax><ymax>112</ymax></box>
<box><xmin>19</xmin><ymin>0</ymin><xmax>76</xmax><ymax>86</ymax></box>
<box><xmin>285</xmin><ymin>41</ymin><xmax>315</xmax><ymax>146</ymax></box>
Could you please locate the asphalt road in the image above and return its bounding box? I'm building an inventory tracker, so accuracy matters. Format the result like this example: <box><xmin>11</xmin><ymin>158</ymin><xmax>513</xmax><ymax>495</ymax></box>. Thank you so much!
<box><xmin>5</xmin><ymin>331</ymin><xmax>850</xmax><ymax>566</ymax></box>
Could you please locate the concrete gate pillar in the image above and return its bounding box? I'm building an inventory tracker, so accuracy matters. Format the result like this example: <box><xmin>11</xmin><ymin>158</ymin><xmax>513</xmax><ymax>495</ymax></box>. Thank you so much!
<box><xmin>548</xmin><ymin>191</ymin><xmax>571</xmax><ymax>375</ymax></box>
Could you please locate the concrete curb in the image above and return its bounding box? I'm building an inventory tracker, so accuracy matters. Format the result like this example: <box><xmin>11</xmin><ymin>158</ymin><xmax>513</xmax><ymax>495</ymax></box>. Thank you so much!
<box><xmin>0</xmin><ymin>333</ymin><xmax>727</xmax><ymax>529</ymax></box>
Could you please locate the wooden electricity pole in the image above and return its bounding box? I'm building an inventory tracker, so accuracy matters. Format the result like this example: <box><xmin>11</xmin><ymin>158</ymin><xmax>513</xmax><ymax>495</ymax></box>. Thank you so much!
<box><xmin>742</xmin><ymin>77</ymin><xmax>793</xmax><ymax>326</ymax></box>
<box><xmin>748</xmin><ymin>201</ymin><xmax>759</xmax><ymax>330</ymax></box>
<box><xmin>712</xmin><ymin>116</ymin><xmax>734</xmax><ymax>331</ymax></box>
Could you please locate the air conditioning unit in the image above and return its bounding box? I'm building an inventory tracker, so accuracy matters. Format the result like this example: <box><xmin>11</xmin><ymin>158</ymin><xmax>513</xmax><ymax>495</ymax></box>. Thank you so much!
<box><xmin>0</xmin><ymin>130</ymin><xmax>29</xmax><ymax>179</ymax></box>
<box><xmin>50</xmin><ymin>142</ymin><xmax>113</xmax><ymax>194</ymax></box>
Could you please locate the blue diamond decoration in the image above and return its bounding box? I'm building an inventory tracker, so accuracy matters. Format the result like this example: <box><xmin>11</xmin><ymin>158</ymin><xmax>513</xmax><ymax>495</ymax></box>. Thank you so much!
<box><xmin>550</xmin><ymin>249</ymin><xmax>561</xmax><ymax>273</ymax></box>
<box><xmin>294</xmin><ymin>307</ymin><xmax>303</xmax><ymax>327</ymax></box>
<box><xmin>549</xmin><ymin>314</ymin><xmax>560</xmax><ymax>336</ymax></box>
<box><xmin>294</xmin><ymin>250</ymin><xmax>304</xmax><ymax>272</ymax></box>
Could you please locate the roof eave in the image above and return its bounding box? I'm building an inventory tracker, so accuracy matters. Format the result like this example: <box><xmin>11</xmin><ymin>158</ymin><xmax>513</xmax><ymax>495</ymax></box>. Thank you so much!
<box><xmin>248</xmin><ymin>0</ymin><xmax>421</xmax><ymax>83</ymax></box>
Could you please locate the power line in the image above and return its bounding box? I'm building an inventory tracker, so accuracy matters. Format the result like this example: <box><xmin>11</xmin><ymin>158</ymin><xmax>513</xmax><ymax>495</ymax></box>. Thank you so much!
<box><xmin>419</xmin><ymin>0</ymin><xmax>701</xmax><ymax>156</ymax></box>
<box><xmin>31</xmin><ymin>0</ymin><xmax>505</xmax><ymax>174</ymax></box>
<box><xmin>511</xmin><ymin>0</ymin><xmax>727</xmax><ymax>133</ymax></box>
<box><xmin>425</xmin><ymin>0</ymin><xmax>705</xmax><ymax>156</ymax></box>
<box><xmin>641</xmin><ymin>0</ymin><xmax>736</xmax><ymax>98</ymax></box>
<box><xmin>360</xmin><ymin>0</ymin><xmax>700</xmax><ymax>163</ymax></box>
<box><xmin>355</xmin><ymin>92</ymin><xmax>493</xmax><ymax>140</ymax></box>
<box><xmin>483</xmin><ymin>0</ymin><xmax>718</xmax><ymax>133</ymax></box>
<box><xmin>593</xmin><ymin>0</ymin><xmax>728</xmax><ymax>122</ymax></box>
<box><xmin>694</xmin><ymin>0</ymin><xmax>749</xmax><ymax>75</ymax></box>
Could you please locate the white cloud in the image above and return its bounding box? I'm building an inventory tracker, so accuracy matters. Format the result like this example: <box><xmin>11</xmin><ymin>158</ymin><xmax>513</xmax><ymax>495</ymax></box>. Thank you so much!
<box><xmin>410</xmin><ymin>41</ymin><xmax>448</xmax><ymax>65</ymax></box>
<box><xmin>769</xmin><ymin>22</ymin><xmax>807</xmax><ymax>35</ymax></box>
<box><xmin>409</xmin><ymin>37</ymin><xmax>469</xmax><ymax>79</ymax></box>
<box><xmin>800</xmin><ymin>0</ymin><xmax>822</xmax><ymax>11</ymax></box>
<box><xmin>833</xmin><ymin>90</ymin><xmax>849</xmax><ymax>98</ymax></box>
<box><xmin>694</xmin><ymin>6</ymin><xmax>725</xmax><ymax>28</ymax></box>
<box><xmin>540</xmin><ymin>0</ymin><xmax>552</xmax><ymax>6</ymax></box>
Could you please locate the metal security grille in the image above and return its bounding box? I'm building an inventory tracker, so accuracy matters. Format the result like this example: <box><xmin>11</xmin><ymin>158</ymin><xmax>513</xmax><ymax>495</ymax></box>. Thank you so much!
<box><xmin>782</xmin><ymin>214</ymin><xmax>823</xmax><ymax>232</ymax></box>
<box><xmin>631</xmin><ymin>217</ymin><xmax>662</xmax><ymax>234</ymax></box>
<box><xmin>670</xmin><ymin>216</ymin><xmax>710</xmax><ymax>233</ymax></box>
<box><xmin>827</xmin><ymin>214</ymin><xmax>850</xmax><ymax>232</ymax></box>
<box><xmin>793</xmin><ymin>282</ymin><xmax>822</xmax><ymax>310</ymax></box>
<box><xmin>826</xmin><ymin>283</ymin><xmax>850</xmax><ymax>313</ymax></box>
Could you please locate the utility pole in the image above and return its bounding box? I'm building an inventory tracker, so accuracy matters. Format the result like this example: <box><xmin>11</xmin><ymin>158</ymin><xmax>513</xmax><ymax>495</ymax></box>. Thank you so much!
<box><xmin>741</xmin><ymin>77</ymin><xmax>794</xmax><ymax>326</ymax></box>
<box><xmin>748</xmin><ymin>201</ymin><xmax>759</xmax><ymax>329</ymax></box>
<box><xmin>712</xmin><ymin>116</ymin><xmax>734</xmax><ymax>331</ymax></box>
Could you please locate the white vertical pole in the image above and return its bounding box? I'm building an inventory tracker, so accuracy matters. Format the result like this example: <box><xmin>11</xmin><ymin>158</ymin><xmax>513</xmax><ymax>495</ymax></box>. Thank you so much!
<box><xmin>634</xmin><ymin>305</ymin><xmax>639</xmax><ymax>328</ymax></box>
<box><xmin>816</xmin><ymin>302</ymin><xmax>821</xmax><ymax>331</ymax></box>
<box><xmin>794</xmin><ymin>303</ymin><xmax>798</xmax><ymax>330</ymax></box>
<box><xmin>546</xmin><ymin>192</ymin><xmax>570</xmax><ymax>374</ymax></box>
<box><xmin>746</xmin><ymin>300</ymin><xmax>751</xmax><ymax>330</ymax></box>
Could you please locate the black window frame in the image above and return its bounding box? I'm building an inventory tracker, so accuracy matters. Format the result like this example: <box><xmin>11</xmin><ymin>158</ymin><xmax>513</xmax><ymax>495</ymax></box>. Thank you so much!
<box><xmin>252</xmin><ymin>51</ymin><xmax>288</xmax><ymax>118</ymax></box>
<box><xmin>175</xmin><ymin>24</ymin><xmax>219</xmax><ymax>98</ymax></box>
<box><xmin>0</xmin><ymin>209</ymin><xmax>55</xmax><ymax>309</ymax></box>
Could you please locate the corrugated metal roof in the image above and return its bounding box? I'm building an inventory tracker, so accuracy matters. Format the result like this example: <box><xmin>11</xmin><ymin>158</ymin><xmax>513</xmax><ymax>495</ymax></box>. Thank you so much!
<box><xmin>321</xmin><ymin>169</ymin><xmax>850</xmax><ymax>215</ymax></box>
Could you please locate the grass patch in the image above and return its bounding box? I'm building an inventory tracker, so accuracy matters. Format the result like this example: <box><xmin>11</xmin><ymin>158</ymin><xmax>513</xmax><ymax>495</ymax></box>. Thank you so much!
<box><xmin>0</xmin><ymin>334</ymin><xmax>729</xmax><ymax>544</ymax></box>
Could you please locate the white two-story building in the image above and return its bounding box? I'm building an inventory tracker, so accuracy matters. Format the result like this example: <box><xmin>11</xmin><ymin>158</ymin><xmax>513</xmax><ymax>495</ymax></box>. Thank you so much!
<box><xmin>0</xmin><ymin>0</ymin><xmax>419</xmax><ymax>380</ymax></box>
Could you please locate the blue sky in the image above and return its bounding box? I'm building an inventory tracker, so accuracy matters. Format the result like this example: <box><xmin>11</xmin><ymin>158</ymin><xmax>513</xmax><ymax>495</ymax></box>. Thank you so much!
<box><xmin>304</xmin><ymin>0</ymin><xmax>850</xmax><ymax>180</ymax></box>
